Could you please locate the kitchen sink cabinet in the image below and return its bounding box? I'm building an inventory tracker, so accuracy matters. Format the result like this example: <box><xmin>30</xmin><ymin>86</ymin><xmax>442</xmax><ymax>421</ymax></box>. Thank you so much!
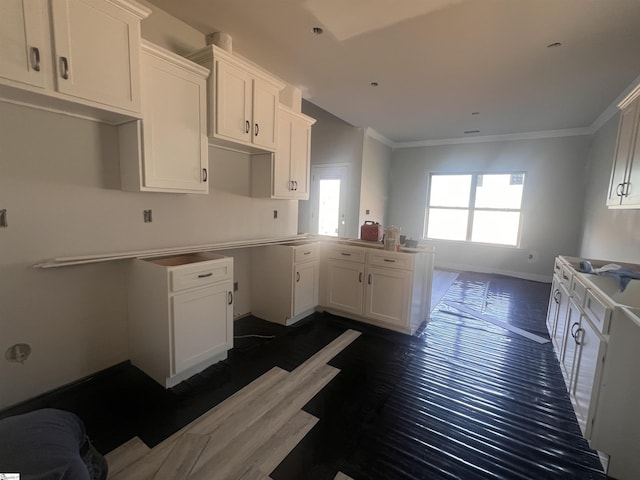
<box><xmin>188</xmin><ymin>44</ymin><xmax>285</xmax><ymax>153</ymax></box>
<box><xmin>251</xmin><ymin>242</ymin><xmax>320</xmax><ymax>325</ymax></box>
<box><xmin>119</xmin><ymin>41</ymin><xmax>209</xmax><ymax>194</ymax></box>
<box><xmin>127</xmin><ymin>253</ymin><xmax>233</xmax><ymax>388</ymax></box>
<box><xmin>0</xmin><ymin>0</ymin><xmax>149</xmax><ymax>122</ymax></box>
<box><xmin>321</xmin><ymin>244</ymin><xmax>432</xmax><ymax>334</ymax></box>
<box><xmin>251</xmin><ymin>106</ymin><xmax>316</xmax><ymax>200</ymax></box>
<box><xmin>607</xmin><ymin>87</ymin><xmax>640</xmax><ymax>208</ymax></box>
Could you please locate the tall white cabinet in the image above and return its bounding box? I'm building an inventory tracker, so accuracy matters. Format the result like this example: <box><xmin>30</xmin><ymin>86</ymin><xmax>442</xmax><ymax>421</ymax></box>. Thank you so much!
<box><xmin>251</xmin><ymin>106</ymin><xmax>316</xmax><ymax>200</ymax></box>
<box><xmin>0</xmin><ymin>0</ymin><xmax>149</xmax><ymax>122</ymax></box>
<box><xmin>119</xmin><ymin>40</ymin><xmax>210</xmax><ymax>194</ymax></box>
<box><xmin>127</xmin><ymin>253</ymin><xmax>234</xmax><ymax>388</ymax></box>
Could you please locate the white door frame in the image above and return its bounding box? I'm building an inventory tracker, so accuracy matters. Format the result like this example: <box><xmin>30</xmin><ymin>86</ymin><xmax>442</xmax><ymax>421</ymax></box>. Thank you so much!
<box><xmin>310</xmin><ymin>164</ymin><xmax>350</xmax><ymax>237</ymax></box>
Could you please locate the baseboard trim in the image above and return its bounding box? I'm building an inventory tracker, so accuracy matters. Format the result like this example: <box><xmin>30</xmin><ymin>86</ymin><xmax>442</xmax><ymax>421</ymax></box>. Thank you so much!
<box><xmin>434</xmin><ymin>261</ymin><xmax>552</xmax><ymax>283</ymax></box>
<box><xmin>0</xmin><ymin>361</ymin><xmax>131</xmax><ymax>417</ymax></box>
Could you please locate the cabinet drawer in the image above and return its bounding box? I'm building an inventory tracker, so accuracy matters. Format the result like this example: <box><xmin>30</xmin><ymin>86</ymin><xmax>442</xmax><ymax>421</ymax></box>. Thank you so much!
<box><xmin>554</xmin><ymin>257</ymin><xmax>565</xmax><ymax>276</ymax></box>
<box><xmin>583</xmin><ymin>289</ymin><xmax>612</xmax><ymax>335</ymax></box>
<box><xmin>326</xmin><ymin>245</ymin><xmax>366</xmax><ymax>263</ymax></box>
<box><xmin>570</xmin><ymin>274</ymin><xmax>589</xmax><ymax>308</ymax></box>
<box><xmin>560</xmin><ymin>264</ymin><xmax>573</xmax><ymax>288</ymax></box>
<box><xmin>367</xmin><ymin>250</ymin><xmax>414</xmax><ymax>271</ymax></box>
<box><xmin>293</xmin><ymin>243</ymin><xmax>319</xmax><ymax>263</ymax></box>
<box><xmin>170</xmin><ymin>257</ymin><xmax>233</xmax><ymax>293</ymax></box>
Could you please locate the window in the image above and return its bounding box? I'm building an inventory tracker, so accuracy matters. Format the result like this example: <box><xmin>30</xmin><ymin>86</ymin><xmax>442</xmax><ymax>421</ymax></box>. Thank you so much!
<box><xmin>424</xmin><ymin>172</ymin><xmax>525</xmax><ymax>246</ymax></box>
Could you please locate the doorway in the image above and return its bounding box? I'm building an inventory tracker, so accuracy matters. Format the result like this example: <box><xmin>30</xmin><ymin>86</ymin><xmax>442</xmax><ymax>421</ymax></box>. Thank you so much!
<box><xmin>310</xmin><ymin>164</ymin><xmax>349</xmax><ymax>237</ymax></box>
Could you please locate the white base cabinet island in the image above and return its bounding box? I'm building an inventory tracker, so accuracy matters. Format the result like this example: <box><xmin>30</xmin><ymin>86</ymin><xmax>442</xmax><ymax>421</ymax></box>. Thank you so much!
<box><xmin>127</xmin><ymin>252</ymin><xmax>234</xmax><ymax>388</ymax></box>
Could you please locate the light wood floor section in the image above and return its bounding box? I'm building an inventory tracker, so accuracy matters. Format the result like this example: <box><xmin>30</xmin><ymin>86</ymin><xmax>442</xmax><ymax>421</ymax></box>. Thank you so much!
<box><xmin>107</xmin><ymin>329</ymin><xmax>361</xmax><ymax>479</ymax></box>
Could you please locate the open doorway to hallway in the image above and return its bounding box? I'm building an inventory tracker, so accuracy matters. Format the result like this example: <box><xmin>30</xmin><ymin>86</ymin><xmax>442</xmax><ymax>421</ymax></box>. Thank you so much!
<box><xmin>310</xmin><ymin>164</ymin><xmax>349</xmax><ymax>237</ymax></box>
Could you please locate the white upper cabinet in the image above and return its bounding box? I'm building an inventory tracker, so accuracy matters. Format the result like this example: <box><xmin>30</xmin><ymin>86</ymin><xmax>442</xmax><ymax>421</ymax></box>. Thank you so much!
<box><xmin>188</xmin><ymin>44</ymin><xmax>285</xmax><ymax>154</ymax></box>
<box><xmin>0</xmin><ymin>0</ymin><xmax>149</xmax><ymax>122</ymax></box>
<box><xmin>608</xmin><ymin>87</ymin><xmax>640</xmax><ymax>208</ymax></box>
<box><xmin>252</xmin><ymin>106</ymin><xmax>316</xmax><ymax>200</ymax></box>
<box><xmin>119</xmin><ymin>41</ymin><xmax>210</xmax><ymax>194</ymax></box>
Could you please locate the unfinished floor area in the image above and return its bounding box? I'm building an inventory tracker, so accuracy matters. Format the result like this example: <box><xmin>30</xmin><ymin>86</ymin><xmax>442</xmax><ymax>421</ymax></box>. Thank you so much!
<box><xmin>0</xmin><ymin>272</ymin><xmax>606</xmax><ymax>479</ymax></box>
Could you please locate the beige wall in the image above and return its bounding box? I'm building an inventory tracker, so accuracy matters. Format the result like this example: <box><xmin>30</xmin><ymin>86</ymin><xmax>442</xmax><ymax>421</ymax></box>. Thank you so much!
<box><xmin>0</xmin><ymin>4</ymin><xmax>298</xmax><ymax>409</ymax></box>
<box><xmin>387</xmin><ymin>136</ymin><xmax>592</xmax><ymax>281</ymax></box>
<box><xmin>359</xmin><ymin>132</ymin><xmax>392</xmax><ymax>229</ymax></box>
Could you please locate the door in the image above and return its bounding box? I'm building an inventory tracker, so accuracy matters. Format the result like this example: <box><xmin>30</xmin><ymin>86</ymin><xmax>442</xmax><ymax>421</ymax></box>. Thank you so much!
<box><xmin>171</xmin><ymin>283</ymin><xmax>232</xmax><ymax>375</ymax></box>
<box><xmin>215</xmin><ymin>58</ymin><xmax>251</xmax><ymax>142</ymax></box>
<box><xmin>571</xmin><ymin>316</ymin><xmax>606</xmax><ymax>437</ymax></box>
<box><xmin>251</xmin><ymin>77</ymin><xmax>278</xmax><ymax>150</ymax></box>
<box><xmin>50</xmin><ymin>0</ymin><xmax>141</xmax><ymax>112</ymax></box>
<box><xmin>607</xmin><ymin>100</ymin><xmax>638</xmax><ymax>206</ymax></box>
<box><xmin>293</xmin><ymin>261</ymin><xmax>319</xmax><ymax>316</ymax></box>
<box><xmin>364</xmin><ymin>266</ymin><xmax>411</xmax><ymax>328</ymax></box>
<box><xmin>141</xmin><ymin>48</ymin><xmax>208</xmax><ymax>192</ymax></box>
<box><xmin>326</xmin><ymin>260</ymin><xmax>364</xmax><ymax>316</ymax></box>
<box><xmin>311</xmin><ymin>165</ymin><xmax>349</xmax><ymax>237</ymax></box>
<box><xmin>0</xmin><ymin>0</ymin><xmax>48</xmax><ymax>88</ymax></box>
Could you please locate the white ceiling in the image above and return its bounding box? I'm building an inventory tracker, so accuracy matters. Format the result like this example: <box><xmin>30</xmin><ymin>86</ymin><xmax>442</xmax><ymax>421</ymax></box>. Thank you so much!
<box><xmin>146</xmin><ymin>0</ymin><xmax>640</xmax><ymax>144</ymax></box>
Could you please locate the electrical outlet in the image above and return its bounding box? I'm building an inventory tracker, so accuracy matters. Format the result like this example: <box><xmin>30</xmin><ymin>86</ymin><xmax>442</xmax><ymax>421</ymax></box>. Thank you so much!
<box><xmin>365</xmin><ymin>209</ymin><xmax>370</xmax><ymax>215</ymax></box>
<box><xmin>273</xmin><ymin>210</ymin><xmax>278</xmax><ymax>219</ymax></box>
<box><xmin>143</xmin><ymin>209</ymin><xmax>152</xmax><ymax>223</ymax></box>
<box><xmin>0</xmin><ymin>209</ymin><xmax>7</xmax><ymax>227</ymax></box>
<box><xmin>6</xmin><ymin>343</ymin><xmax>31</xmax><ymax>363</ymax></box>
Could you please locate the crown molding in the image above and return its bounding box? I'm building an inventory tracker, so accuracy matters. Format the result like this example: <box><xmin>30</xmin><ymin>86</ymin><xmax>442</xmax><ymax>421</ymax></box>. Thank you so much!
<box><xmin>364</xmin><ymin>127</ymin><xmax>395</xmax><ymax>148</ymax></box>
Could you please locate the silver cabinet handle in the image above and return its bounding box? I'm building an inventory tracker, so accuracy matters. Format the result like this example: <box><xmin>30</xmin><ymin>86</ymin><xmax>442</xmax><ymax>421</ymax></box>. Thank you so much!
<box><xmin>296</xmin><ymin>271</ymin><xmax>300</xmax><ymax>282</ymax></box>
<box><xmin>616</xmin><ymin>183</ymin><xmax>625</xmax><ymax>197</ymax></box>
<box><xmin>359</xmin><ymin>272</ymin><xmax>363</xmax><ymax>283</ymax></box>
<box><xmin>303</xmin><ymin>251</ymin><xmax>312</xmax><ymax>255</ymax></box>
<box><xmin>294</xmin><ymin>180</ymin><xmax>298</xmax><ymax>191</ymax></box>
<box><xmin>202</xmin><ymin>168</ymin><xmax>208</xmax><ymax>182</ymax></box>
<box><xmin>574</xmin><ymin>327</ymin><xmax>584</xmax><ymax>345</ymax></box>
<box><xmin>368</xmin><ymin>274</ymin><xmax>372</xmax><ymax>285</ymax></box>
<box><xmin>571</xmin><ymin>321</ymin><xmax>580</xmax><ymax>338</ymax></box>
<box><xmin>254</xmin><ymin>123</ymin><xmax>259</xmax><ymax>136</ymax></box>
<box><xmin>553</xmin><ymin>289</ymin><xmax>560</xmax><ymax>304</ymax></box>
<box><xmin>383</xmin><ymin>259</ymin><xmax>396</xmax><ymax>263</ymax></box>
<box><xmin>228</xmin><ymin>291</ymin><xmax>233</xmax><ymax>305</ymax></box>
<box><xmin>245</xmin><ymin>120</ymin><xmax>250</xmax><ymax>134</ymax></box>
<box><xmin>340</xmin><ymin>252</ymin><xmax>351</xmax><ymax>256</ymax></box>
<box><xmin>59</xmin><ymin>56</ymin><xmax>69</xmax><ymax>80</ymax></box>
<box><xmin>289</xmin><ymin>180</ymin><xmax>294</xmax><ymax>191</ymax></box>
<box><xmin>198</xmin><ymin>272</ymin><xmax>213</xmax><ymax>278</ymax></box>
<box><xmin>31</xmin><ymin>47</ymin><xmax>41</xmax><ymax>72</ymax></box>
<box><xmin>624</xmin><ymin>182</ymin><xmax>631</xmax><ymax>197</ymax></box>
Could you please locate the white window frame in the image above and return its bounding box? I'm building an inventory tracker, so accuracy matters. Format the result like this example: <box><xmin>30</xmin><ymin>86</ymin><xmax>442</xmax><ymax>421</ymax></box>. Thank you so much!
<box><xmin>423</xmin><ymin>172</ymin><xmax>526</xmax><ymax>246</ymax></box>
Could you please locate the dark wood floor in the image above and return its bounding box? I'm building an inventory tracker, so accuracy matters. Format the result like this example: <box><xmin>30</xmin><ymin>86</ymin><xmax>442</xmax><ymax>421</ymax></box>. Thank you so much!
<box><xmin>1</xmin><ymin>272</ymin><xmax>606</xmax><ymax>479</ymax></box>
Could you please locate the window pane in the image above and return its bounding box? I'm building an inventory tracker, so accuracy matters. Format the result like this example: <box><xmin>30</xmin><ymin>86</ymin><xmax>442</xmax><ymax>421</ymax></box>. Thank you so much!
<box><xmin>471</xmin><ymin>211</ymin><xmax>521</xmax><ymax>245</ymax></box>
<box><xmin>475</xmin><ymin>173</ymin><xmax>524</xmax><ymax>209</ymax></box>
<box><xmin>426</xmin><ymin>208</ymin><xmax>468</xmax><ymax>240</ymax></box>
<box><xmin>429</xmin><ymin>175</ymin><xmax>472</xmax><ymax>207</ymax></box>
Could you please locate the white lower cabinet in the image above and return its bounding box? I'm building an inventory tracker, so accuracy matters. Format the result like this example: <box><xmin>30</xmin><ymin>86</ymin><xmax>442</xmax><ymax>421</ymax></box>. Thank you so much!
<box><xmin>127</xmin><ymin>253</ymin><xmax>233</xmax><ymax>388</ymax></box>
<box><xmin>322</xmin><ymin>244</ymin><xmax>432</xmax><ymax>334</ymax></box>
<box><xmin>251</xmin><ymin>242</ymin><xmax>320</xmax><ymax>325</ymax></box>
<box><xmin>546</xmin><ymin>256</ymin><xmax>640</xmax><ymax>479</ymax></box>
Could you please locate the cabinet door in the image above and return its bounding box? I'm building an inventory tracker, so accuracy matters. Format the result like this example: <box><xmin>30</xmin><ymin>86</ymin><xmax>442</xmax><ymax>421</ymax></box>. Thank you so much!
<box><xmin>273</xmin><ymin>112</ymin><xmax>293</xmax><ymax>198</ymax></box>
<box><xmin>293</xmin><ymin>261</ymin><xmax>319</xmax><ymax>317</ymax></box>
<box><xmin>251</xmin><ymin>77</ymin><xmax>278</xmax><ymax>150</ymax></box>
<box><xmin>607</xmin><ymin>100</ymin><xmax>638</xmax><ymax>206</ymax></box>
<box><xmin>50</xmin><ymin>0</ymin><xmax>141</xmax><ymax>112</ymax></box>
<box><xmin>571</xmin><ymin>316</ymin><xmax>606</xmax><ymax>437</ymax></box>
<box><xmin>215</xmin><ymin>59</ymin><xmax>251</xmax><ymax>143</ymax></box>
<box><xmin>551</xmin><ymin>283</ymin><xmax>571</xmax><ymax>359</ymax></box>
<box><xmin>560</xmin><ymin>298</ymin><xmax>582</xmax><ymax>388</ymax></box>
<box><xmin>171</xmin><ymin>283</ymin><xmax>233</xmax><ymax>375</ymax></box>
<box><xmin>326</xmin><ymin>260</ymin><xmax>364</xmax><ymax>316</ymax></box>
<box><xmin>0</xmin><ymin>0</ymin><xmax>48</xmax><ymax>89</ymax></box>
<box><xmin>141</xmin><ymin>49</ymin><xmax>208</xmax><ymax>193</ymax></box>
<box><xmin>622</xmin><ymin>105</ymin><xmax>640</xmax><ymax>206</ymax></box>
<box><xmin>364</xmin><ymin>266</ymin><xmax>411</xmax><ymax>328</ymax></box>
<box><xmin>289</xmin><ymin>113</ymin><xmax>312</xmax><ymax>199</ymax></box>
<box><xmin>545</xmin><ymin>276</ymin><xmax>561</xmax><ymax>338</ymax></box>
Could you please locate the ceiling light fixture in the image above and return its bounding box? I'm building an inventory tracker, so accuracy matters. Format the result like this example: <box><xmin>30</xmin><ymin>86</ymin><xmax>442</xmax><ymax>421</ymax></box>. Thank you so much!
<box><xmin>312</xmin><ymin>27</ymin><xmax>323</xmax><ymax>35</ymax></box>
<box><xmin>546</xmin><ymin>42</ymin><xmax>562</xmax><ymax>48</ymax></box>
